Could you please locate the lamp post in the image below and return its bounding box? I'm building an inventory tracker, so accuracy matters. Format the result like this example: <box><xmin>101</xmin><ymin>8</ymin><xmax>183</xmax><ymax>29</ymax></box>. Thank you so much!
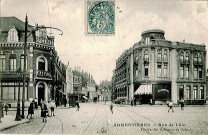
<box><xmin>15</xmin><ymin>68</ymin><xmax>21</xmax><ymax>121</ymax></box>
<box><xmin>21</xmin><ymin>15</ymin><xmax>63</xmax><ymax>119</ymax></box>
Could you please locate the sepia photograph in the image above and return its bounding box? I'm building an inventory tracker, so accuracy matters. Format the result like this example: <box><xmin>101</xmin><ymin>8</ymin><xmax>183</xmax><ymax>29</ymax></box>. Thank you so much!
<box><xmin>0</xmin><ymin>0</ymin><xmax>208</xmax><ymax>134</ymax></box>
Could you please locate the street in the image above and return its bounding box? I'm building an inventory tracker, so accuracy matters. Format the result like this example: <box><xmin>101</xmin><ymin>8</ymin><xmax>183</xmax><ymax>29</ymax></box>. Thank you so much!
<box><xmin>1</xmin><ymin>102</ymin><xmax>208</xmax><ymax>135</ymax></box>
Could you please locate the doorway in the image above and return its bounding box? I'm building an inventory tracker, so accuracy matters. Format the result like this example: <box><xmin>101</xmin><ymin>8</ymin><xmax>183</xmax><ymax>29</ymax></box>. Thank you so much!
<box><xmin>38</xmin><ymin>83</ymin><xmax>45</xmax><ymax>105</ymax></box>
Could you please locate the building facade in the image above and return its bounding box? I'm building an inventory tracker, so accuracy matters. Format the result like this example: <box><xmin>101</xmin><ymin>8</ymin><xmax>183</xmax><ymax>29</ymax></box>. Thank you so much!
<box><xmin>0</xmin><ymin>16</ymin><xmax>66</xmax><ymax>106</ymax></box>
<box><xmin>113</xmin><ymin>29</ymin><xmax>206</xmax><ymax>105</ymax></box>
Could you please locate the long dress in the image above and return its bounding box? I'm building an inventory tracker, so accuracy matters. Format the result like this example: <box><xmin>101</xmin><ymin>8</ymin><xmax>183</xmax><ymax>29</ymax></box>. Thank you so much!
<box><xmin>41</xmin><ymin>104</ymin><xmax>47</xmax><ymax>118</ymax></box>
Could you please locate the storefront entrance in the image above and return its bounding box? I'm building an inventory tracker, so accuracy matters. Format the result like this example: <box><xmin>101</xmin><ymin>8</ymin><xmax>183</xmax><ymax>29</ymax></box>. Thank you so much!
<box><xmin>38</xmin><ymin>83</ymin><xmax>45</xmax><ymax>105</ymax></box>
<box><xmin>141</xmin><ymin>94</ymin><xmax>152</xmax><ymax>104</ymax></box>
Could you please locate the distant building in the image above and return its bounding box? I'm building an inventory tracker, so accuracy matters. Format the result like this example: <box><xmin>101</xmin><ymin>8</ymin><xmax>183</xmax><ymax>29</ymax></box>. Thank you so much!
<box><xmin>113</xmin><ymin>29</ymin><xmax>206</xmax><ymax>105</ymax></box>
<box><xmin>0</xmin><ymin>16</ymin><xmax>66</xmax><ymax>106</ymax></box>
<box><xmin>65</xmin><ymin>63</ymin><xmax>73</xmax><ymax>102</ymax></box>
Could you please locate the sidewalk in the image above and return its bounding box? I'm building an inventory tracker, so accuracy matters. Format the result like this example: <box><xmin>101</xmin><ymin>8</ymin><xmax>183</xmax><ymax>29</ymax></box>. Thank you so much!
<box><xmin>0</xmin><ymin>115</ymin><xmax>30</xmax><ymax>131</ymax></box>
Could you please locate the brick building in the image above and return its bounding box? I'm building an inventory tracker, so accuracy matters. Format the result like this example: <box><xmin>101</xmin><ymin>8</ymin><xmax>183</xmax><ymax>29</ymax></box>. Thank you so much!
<box><xmin>113</xmin><ymin>29</ymin><xmax>206</xmax><ymax>105</ymax></box>
<box><xmin>0</xmin><ymin>16</ymin><xmax>66</xmax><ymax>106</ymax></box>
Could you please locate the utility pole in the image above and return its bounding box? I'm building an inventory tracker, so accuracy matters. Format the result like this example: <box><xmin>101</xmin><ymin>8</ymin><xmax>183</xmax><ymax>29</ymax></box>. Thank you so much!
<box><xmin>22</xmin><ymin>15</ymin><xmax>28</xmax><ymax>119</ymax></box>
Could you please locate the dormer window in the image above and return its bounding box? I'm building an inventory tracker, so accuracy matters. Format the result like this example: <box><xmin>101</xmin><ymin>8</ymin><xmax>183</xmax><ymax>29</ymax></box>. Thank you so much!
<box><xmin>145</xmin><ymin>37</ymin><xmax>150</xmax><ymax>45</ymax></box>
<box><xmin>7</xmin><ymin>27</ymin><xmax>18</xmax><ymax>42</ymax></box>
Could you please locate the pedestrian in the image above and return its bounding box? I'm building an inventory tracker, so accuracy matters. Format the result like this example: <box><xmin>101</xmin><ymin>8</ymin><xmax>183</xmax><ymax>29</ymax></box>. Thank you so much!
<box><xmin>180</xmin><ymin>99</ymin><xmax>184</xmax><ymax>110</ymax></box>
<box><xmin>41</xmin><ymin>101</ymin><xmax>48</xmax><ymax>122</ymax></box>
<box><xmin>63</xmin><ymin>98</ymin><xmax>67</xmax><ymax>107</ymax></box>
<box><xmin>34</xmin><ymin>98</ymin><xmax>38</xmax><ymax>109</ymax></box>
<box><xmin>26</xmin><ymin>101</ymin><xmax>34</xmax><ymax>119</ymax></box>
<box><xmin>55</xmin><ymin>98</ymin><xmax>58</xmax><ymax>108</ymax></box>
<box><xmin>131</xmin><ymin>100</ymin><xmax>133</xmax><ymax>106</ymax></box>
<box><xmin>168</xmin><ymin>100</ymin><xmax>174</xmax><ymax>113</ymax></box>
<box><xmin>0</xmin><ymin>100</ymin><xmax>4</xmax><ymax>122</ymax></box>
<box><xmin>75</xmin><ymin>101</ymin><xmax>80</xmax><ymax>111</ymax></box>
<box><xmin>50</xmin><ymin>100</ymin><xmax>55</xmax><ymax>116</ymax></box>
<box><xmin>110</xmin><ymin>102</ymin><xmax>113</xmax><ymax>114</ymax></box>
<box><xmin>46</xmin><ymin>101</ymin><xmax>51</xmax><ymax>117</ymax></box>
<box><xmin>4</xmin><ymin>102</ymin><xmax>9</xmax><ymax>115</ymax></box>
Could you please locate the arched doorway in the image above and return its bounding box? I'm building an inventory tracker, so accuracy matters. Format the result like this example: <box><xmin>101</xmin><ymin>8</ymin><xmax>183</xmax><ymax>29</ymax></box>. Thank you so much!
<box><xmin>38</xmin><ymin>83</ymin><xmax>45</xmax><ymax>105</ymax></box>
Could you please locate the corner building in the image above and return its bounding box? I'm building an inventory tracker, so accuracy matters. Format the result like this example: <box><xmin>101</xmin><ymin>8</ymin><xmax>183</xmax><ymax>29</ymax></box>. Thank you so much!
<box><xmin>0</xmin><ymin>17</ymin><xmax>66</xmax><ymax>106</ymax></box>
<box><xmin>113</xmin><ymin>29</ymin><xmax>206</xmax><ymax>105</ymax></box>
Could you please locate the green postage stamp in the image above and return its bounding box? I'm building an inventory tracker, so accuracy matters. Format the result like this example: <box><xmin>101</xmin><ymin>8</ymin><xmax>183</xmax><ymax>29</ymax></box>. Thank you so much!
<box><xmin>86</xmin><ymin>0</ymin><xmax>115</xmax><ymax>35</ymax></box>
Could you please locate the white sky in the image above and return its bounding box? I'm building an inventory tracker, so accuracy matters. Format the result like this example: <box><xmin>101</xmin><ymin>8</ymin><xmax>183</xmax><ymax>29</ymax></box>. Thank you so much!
<box><xmin>1</xmin><ymin>0</ymin><xmax>208</xmax><ymax>84</ymax></box>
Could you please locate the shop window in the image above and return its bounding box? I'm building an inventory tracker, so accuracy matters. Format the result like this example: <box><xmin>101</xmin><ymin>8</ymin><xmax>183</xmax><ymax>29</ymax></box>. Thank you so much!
<box><xmin>193</xmin><ymin>86</ymin><xmax>197</xmax><ymax>99</ymax></box>
<box><xmin>0</xmin><ymin>54</ymin><xmax>6</xmax><ymax>71</ymax></box>
<box><xmin>179</xmin><ymin>85</ymin><xmax>184</xmax><ymax>100</ymax></box>
<box><xmin>200</xmin><ymin>86</ymin><xmax>204</xmax><ymax>99</ymax></box>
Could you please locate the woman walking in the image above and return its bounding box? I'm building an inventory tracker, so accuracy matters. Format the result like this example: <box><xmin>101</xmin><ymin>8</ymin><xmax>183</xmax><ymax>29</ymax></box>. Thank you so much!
<box><xmin>110</xmin><ymin>102</ymin><xmax>113</xmax><ymax>114</ymax></box>
<box><xmin>41</xmin><ymin>101</ymin><xmax>48</xmax><ymax>122</ymax></box>
<box><xmin>26</xmin><ymin>102</ymin><xmax>34</xmax><ymax>119</ymax></box>
<box><xmin>180</xmin><ymin>99</ymin><xmax>184</xmax><ymax>110</ymax></box>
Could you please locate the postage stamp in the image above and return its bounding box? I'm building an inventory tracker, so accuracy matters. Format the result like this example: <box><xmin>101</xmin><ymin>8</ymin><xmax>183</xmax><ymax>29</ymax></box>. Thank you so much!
<box><xmin>85</xmin><ymin>0</ymin><xmax>115</xmax><ymax>35</ymax></box>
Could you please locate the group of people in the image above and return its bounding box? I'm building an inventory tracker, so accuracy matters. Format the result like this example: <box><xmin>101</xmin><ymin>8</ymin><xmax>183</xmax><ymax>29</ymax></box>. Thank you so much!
<box><xmin>167</xmin><ymin>99</ymin><xmax>184</xmax><ymax>113</ymax></box>
<box><xmin>40</xmin><ymin>100</ymin><xmax>56</xmax><ymax>122</ymax></box>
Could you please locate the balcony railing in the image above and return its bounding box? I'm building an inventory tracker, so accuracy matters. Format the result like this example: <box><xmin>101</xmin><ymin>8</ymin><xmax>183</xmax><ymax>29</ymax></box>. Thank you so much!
<box><xmin>35</xmin><ymin>36</ymin><xmax>53</xmax><ymax>45</ymax></box>
<box><xmin>193</xmin><ymin>61</ymin><xmax>203</xmax><ymax>65</ymax></box>
<box><xmin>36</xmin><ymin>70</ymin><xmax>52</xmax><ymax>79</ymax></box>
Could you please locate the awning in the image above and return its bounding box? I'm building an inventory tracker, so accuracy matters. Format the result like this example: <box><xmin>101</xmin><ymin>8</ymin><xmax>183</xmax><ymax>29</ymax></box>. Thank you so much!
<box><xmin>134</xmin><ymin>84</ymin><xmax>152</xmax><ymax>95</ymax></box>
<box><xmin>82</xmin><ymin>96</ymin><xmax>88</xmax><ymax>99</ymax></box>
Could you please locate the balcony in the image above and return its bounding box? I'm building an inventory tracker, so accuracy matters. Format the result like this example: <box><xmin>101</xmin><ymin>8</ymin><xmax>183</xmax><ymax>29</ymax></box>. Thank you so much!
<box><xmin>35</xmin><ymin>70</ymin><xmax>52</xmax><ymax>80</ymax></box>
<box><xmin>193</xmin><ymin>61</ymin><xmax>203</xmax><ymax>65</ymax></box>
<box><xmin>35</xmin><ymin>36</ymin><xmax>53</xmax><ymax>45</ymax></box>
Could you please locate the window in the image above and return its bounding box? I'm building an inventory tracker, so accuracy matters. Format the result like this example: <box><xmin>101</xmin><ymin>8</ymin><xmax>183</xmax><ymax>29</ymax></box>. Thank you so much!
<box><xmin>179</xmin><ymin>85</ymin><xmax>184</xmax><ymax>100</ymax></box>
<box><xmin>21</xmin><ymin>55</ymin><xmax>27</xmax><ymax>71</ymax></box>
<box><xmin>194</xmin><ymin>66</ymin><xmax>198</xmax><ymax>78</ymax></box>
<box><xmin>180</xmin><ymin>65</ymin><xmax>184</xmax><ymax>78</ymax></box>
<box><xmin>199</xmin><ymin>67</ymin><xmax>202</xmax><ymax>79</ymax></box>
<box><xmin>144</xmin><ymin>50</ymin><xmax>149</xmax><ymax>62</ymax></box>
<box><xmin>38</xmin><ymin>58</ymin><xmax>45</xmax><ymax>70</ymax></box>
<box><xmin>180</xmin><ymin>52</ymin><xmax>184</xmax><ymax>62</ymax></box>
<box><xmin>198</xmin><ymin>54</ymin><xmax>202</xmax><ymax>62</ymax></box>
<box><xmin>185</xmin><ymin>52</ymin><xmax>189</xmax><ymax>61</ymax></box>
<box><xmin>145</xmin><ymin>37</ymin><xmax>150</xmax><ymax>45</ymax></box>
<box><xmin>134</xmin><ymin>51</ymin><xmax>138</xmax><ymax>62</ymax></box>
<box><xmin>157</xmin><ymin>49</ymin><xmax>162</xmax><ymax>61</ymax></box>
<box><xmin>144</xmin><ymin>65</ymin><xmax>149</xmax><ymax>77</ymax></box>
<box><xmin>157</xmin><ymin>64</ymin><xmax>162</xmax><ymax>76</ymax></box>
<box><xmin>194</xmin><ymin>54</ymin><xmax>198</xmax><ymax>62</ymax></box>
<box><xmin>0</xmin><ymin>54</ymin><xmax>6</xmax><ymax>71</ymax></box>
<box><xmin>164</xmin><ymin>50</ymin><xmax>168</xmax><ymax>61</ymax></box>
<box><xmin>7</xmin><ymin>27</ymin><xmax>18</xmax><ymax>42</ymax></box>
<box><xmin>135</xmin><ymin>67</ymin><xmax>138</xmax><ymax>78</ymax></box>
<box><xmin>10</xmin><ymin>58</ymin><xmax>16</xmax><ymax>71</ymax></box>
<box><xmin>186</xmin><ymin>86</ymin><xmax>191</xmax><ymax>99</ymax></box>
<box><xmin>200</xmin><ymin>86</ymin><xmax>204</xmax><ymax>99</ymax></box>
<box><xmin>185</xmin><ymin>66</ymin><xmax>189</xmax><ymax>78</ymax></box>
<box><xmin>164</xmin><ymin>64</ymin><xmax>168</xmax><ymax>77</ymax></box>
<box><xmin>193</xmin><ymin>86</ymin><xmax>197</xmax><ymax>99</ymax></box>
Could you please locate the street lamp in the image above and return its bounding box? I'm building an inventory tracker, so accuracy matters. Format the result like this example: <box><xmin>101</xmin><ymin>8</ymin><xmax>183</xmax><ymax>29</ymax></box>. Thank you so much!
<box><xmin>21</xmin><ymin>15</ymin><xmax>63</xmax><ymax>119</ymax></box>
<box><xmin>15</xmin><ymin>68</ymin><xmax>21</xmax><ymax>121</ymax></box>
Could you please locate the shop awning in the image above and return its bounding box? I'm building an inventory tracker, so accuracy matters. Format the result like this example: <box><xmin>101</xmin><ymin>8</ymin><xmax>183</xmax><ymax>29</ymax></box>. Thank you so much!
<box><xmin>134</xmin><ymin>84</ymin><xmax>152</xmax><ymax>95</ymax></box>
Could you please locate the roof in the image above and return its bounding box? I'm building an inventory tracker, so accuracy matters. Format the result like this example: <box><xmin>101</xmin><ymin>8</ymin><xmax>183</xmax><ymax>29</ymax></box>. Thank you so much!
<box><xmin>0</xmin><ymin>16</ymin><xmax>33</xmax><ymax>32</ymax></box>
<box><xmin>141</xmin><ymin>29</ymin><xmax>165</xmax><ymax>36</ymax></box>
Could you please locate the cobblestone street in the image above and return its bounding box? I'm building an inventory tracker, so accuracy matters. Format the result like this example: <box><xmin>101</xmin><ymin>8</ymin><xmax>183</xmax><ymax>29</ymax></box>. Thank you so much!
<box><xmin>1</xmin><ymin>102</ymin><xmax>208</xmax><ymax>135</ymax></box>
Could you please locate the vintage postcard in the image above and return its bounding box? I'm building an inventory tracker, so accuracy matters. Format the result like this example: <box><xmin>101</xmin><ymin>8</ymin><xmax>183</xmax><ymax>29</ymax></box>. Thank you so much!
<box><xmin>0</xmin><ymin>0</ymin><xmax>208</xmax><ymax>135</ymax></box>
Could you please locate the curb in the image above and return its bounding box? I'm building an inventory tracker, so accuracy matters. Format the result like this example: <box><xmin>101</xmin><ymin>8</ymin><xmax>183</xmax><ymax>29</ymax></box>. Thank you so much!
<box><xmin>0</xmin><ymin>119</ymin><xmax>30</xmax><ymax>131</ymax></box>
